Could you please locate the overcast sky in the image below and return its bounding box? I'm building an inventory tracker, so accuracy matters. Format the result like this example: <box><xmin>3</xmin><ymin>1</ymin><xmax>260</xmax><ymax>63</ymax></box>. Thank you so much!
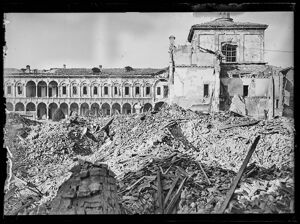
<box><xmin>4</xmin><ymin>12</ymin><xmax>293</xmax><ymax>69</ymax></box>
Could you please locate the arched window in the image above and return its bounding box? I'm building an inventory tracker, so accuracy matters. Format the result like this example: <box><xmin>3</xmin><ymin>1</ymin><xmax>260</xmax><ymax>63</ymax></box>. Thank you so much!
<box><xmin>17</xmin><ymin>83</ymin><xmax>23</xmax><ymax>95</ymax></box>
<box><xmin>83</xmin><ymin>86</ymin><xmax>87</xmax><ymax>95</ymax></box>
<box><xmin>221</xmin><ymin>43</ymin><xmax>237</xmax><ymax>62</ymax></box>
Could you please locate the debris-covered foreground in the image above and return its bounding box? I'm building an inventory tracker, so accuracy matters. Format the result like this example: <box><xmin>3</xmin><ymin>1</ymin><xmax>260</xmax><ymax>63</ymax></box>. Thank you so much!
<box><xmin>4</xmin><ymin>105</ymin><xmax>294</xmax><ymax>215</ymax></box>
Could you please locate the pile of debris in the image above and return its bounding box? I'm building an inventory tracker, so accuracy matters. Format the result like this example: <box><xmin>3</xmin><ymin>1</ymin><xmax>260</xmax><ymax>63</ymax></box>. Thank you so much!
<box><xmin>4</xmin><ymin>104</ymin><xmax>294</xmax><ymax>215</ymax></box>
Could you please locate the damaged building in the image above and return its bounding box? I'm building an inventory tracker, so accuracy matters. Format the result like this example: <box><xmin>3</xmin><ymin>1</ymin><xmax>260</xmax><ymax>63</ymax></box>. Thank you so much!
<box><xmin>4</xmin><ymin>13</ymin><xmax>293</xmax><ymax>120</ymax></box>
<box><xmin>168</xmin><ymin>12</ymin><xmax>292</xmax><ymax>119</ymax></box>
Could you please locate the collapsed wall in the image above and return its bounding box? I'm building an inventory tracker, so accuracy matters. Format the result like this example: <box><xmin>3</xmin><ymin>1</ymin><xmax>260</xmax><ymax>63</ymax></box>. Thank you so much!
<box><xmin>28</xmin><ymin>160</ymin><xmax>122</xmax><ymax>215</ymax></box>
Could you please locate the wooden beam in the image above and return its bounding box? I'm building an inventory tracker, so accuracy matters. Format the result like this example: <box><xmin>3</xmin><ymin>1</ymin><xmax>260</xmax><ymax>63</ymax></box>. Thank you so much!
<box><xmin>165</xmin><ymin>176</ymin><xmax>187</xmax><ymax>214</ymax></box>
<box><xmin>157</xmin><ymin>170</ymin><xmax>164</xmax><ymax>214</ymax></box>
<box><xmin>218</xmin><ymin>135</ymin><xmax>261</xmax><ymax>214</ymax></box>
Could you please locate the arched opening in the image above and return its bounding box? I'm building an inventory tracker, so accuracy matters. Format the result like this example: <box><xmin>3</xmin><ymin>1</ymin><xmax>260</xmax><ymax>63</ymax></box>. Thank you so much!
<box><xmin>48</xmin><ymin>103</ymin><xmax>58</xmax><ymax>120</ymax></box>
<box><xmin>103</xmin><ymin>84</ymin><xmax>110</xmax><ymax>97</ymax></box>
<box><xmin>134</xmin><ymin>83</ymin><xmax>142</xmax><ymax>97</ymax></box>
<box><xmin>123</xmin><ymin>83</ymin><xmax>131</xmax><ymax>97</ymax></box>
<box><xmin>143</xmin><ymin>103</ymin><xmax>152</xmax><ymax>112</ymax></box>
<box><xmin>91</xmin><ymin>103</ymin><xmax>100</xmax><ymax>116</ymax></box>
<box><xmin>37</xmin><ymin>103</ymin><xmax>47</xmax><ymax>119</ymax></box>
<box><xmin>91</xmin><ymin>84</ymin><xmax>99</xmax><ymax>97</ymax></box>
<box><xmin>82</xmin><ymin>84</ymin><xmax>89</xmax><ymax>97</ymax></box>
<box><xmin>122</xmin><ymin>103</ymin><xmax>132</xmax><ymax>114</ymax></box>
<box><xmin>15</xmin><ymin>102</ymin><xmax>25</xmax><ymax>111</ymax></box>
<box><xmin>26</xmin><ymin>81</ymin><xmax>36</xmax><ymax>97</ymax></box>
<box><xmin>60</xmin><ymin>103</ymin><xmax>69</xmax><ymax>117</ymax></box>
<box><xmin>132</xmin><ymin>103</ymin><xmax>142</xmax><ymax>114</ymax></box>
<box><xmin>154</xmin><ymin>101</ymin><xmax>167</xmax><ymax>111</ymax></box>
<box><xmin>6</xmin><ymin>102</ymin><xmax>14</xmax><ymax>111</ymax></box>
<box><xmin>26</xmin><ymin>102</ymin><xmax>36</xmax><ymax>111</ymax></box>
<box><xmin>145</xmin><ymin>84</ymin><xmax>152</xmax><ymax>97</ymax></box>
<box><xmin>112</xmin><ymin>103</ymin><xmax>121</xmax><ymax>115</ymax></box>
<box><xmin>113</xmin><ymin>84</ymin><xmax>121</xmax><ymax>97</ymax></box>
<box><xmin>71</xmin><ymin>83</ymin><xmax>79</xmax><ymax>97</ymax></box>
<box><xmin>37</xmin><ymin>81</ymin><xmax>47</xmax><ymax>97</ymax></box>
<box><xmin>101</xmin><ymin>103</ymin><xmax>110</xmax><ymax>116</ymax></box>
<box><xmin>80</xmin><ymin>103</ymin><xmax>89</xmax><ymax>116</ymax></box>
<box><xmin>48</xmin><ymin>81</ymin><xmax>58</xmax><ymax>98</ymax></box>
<box><xmin>70</xmin><ymin>103</ymin><xmax>79</xmax><ymax>115</ymax></box>
<box><xmin>16</xmin><ymin>83</ymin><xmax>24</xmax><ymax>96</ymax></box>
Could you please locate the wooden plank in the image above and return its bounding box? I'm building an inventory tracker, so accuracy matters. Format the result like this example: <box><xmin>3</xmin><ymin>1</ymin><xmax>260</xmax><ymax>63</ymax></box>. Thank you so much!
<box><xmin>218</xmin><ymin>120</ymin><xmax>259</xmax><ymax>131</ymax></box>
<box><xmin>218</xmin><ymin>135</ymin><xmax>261</xmax><ymax>214</ymax></box>
<box><xmin>164</xmin><ymin>176</ymin><xmax>180</xmax><ymax>208</ymax></box>
<box><xmin>165</xmin><ymin>176</ymin><xmax>187</xmax><ymax>214</ymax></box>
<box><xmin>197</xmin><ymin>161</ymin><xmax>211</xmax><ymax>185</ymax></box>
<box><xmin>157</xmin><ymin>170</ymin><xmax>164</xmax><ymax>214</ymax></box>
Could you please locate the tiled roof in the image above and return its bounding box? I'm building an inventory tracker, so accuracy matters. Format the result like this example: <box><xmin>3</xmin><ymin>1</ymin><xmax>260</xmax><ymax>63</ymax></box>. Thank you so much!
<box><xmin>220</xmin><ymin>64</ymin><xmax>282</xmax><ymax>78</ymax></box>
<box><xmin>188</xmin><ymin>18</ymin><xmax>268</xmax><ymax>42</ymax></box>
<box><xmin>4</xmin><ymin>67</ymin><xmax>168</xmax><ymax>77</ymax></box>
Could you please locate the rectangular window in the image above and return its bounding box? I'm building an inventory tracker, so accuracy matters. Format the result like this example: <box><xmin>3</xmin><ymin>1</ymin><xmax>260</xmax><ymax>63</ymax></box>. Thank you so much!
<box><xmin>104</xmin><ymin>86</ymin><xmax>108</xmax><ymax>95</ymax></box>
<box><xmin>73</xmin><ymin>86</ymin><xmax>77</xmax><ymax>95</ymax></box>
<box><xmin>62</xmin><ymin>86</ymin><xmax>67</xmax><ymax>95</ymax></box>
<box><xmin>114</xmin><ymin>86</ymin><xmax>118</xmax><ymax>95</ymax></box>
<box><xmin>157</xmin><ymin>87</ymin><xmax>161</xmax><ymax>95</ymax></box>
<box><xmin>243</xmin><ymin>85</ymin><xmax>249</xmax><ymax>97</ymax></box>
<box><xmin>136</xmin><ymin>86</ymin><xmax>140</xmax><ymax>95</ymax></box>
<box><xmin>125</xmin><ymin>86</ymin><xmax>129</xmax><ymax>96</ymax></box>
<box><xmin>94</xmin><ymin>86</ymin><xmax>97</xmax><ymax>95</ymax></box>
<box><xmin>146</xmin><ymin>86</ymin><xmax>150</xmax><ymax>96</ymax></box>
<box><xmin>221</xmin><ymin>44</ymin><xmax>237</xmax><ymax>62</ymax></box>
<box><xmin>163</xmin><ymin>85</ymin><xmax>168</xmax><ymax>98</ymax></box>
<box><xmin>276</xmin><ymin>99</ymin><xmax>279</xmax><ymax>109</ymax></box>
<box><xmin>83</xmin><ymin>86</ymin><xmax>87</xmax><ymax>95</ymax></box>
<box><xmin>204</xmin><ymin>84</ymin><xmax>209</xmax><ymax>97</ymax></box>
<box><xmin>18</xmin><ymin>85</ymin><xmax>22</xmax><ymax>95</ymax></box>
<box><xmin>49</xmin><ymin>88</ymin><xmax>52</xmax><ymax>97</ymax></box>
<box><xmin>7</xmin><ymin>86</ymin><xmax>11</xmax><ymax>95</ymax></box>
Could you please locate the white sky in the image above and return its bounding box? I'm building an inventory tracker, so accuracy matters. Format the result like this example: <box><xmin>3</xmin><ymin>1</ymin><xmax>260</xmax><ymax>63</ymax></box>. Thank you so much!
<box><xmin>4</xmin><ymin>12</ymin><xmax>294</xmax><ymax>69</ymax></box>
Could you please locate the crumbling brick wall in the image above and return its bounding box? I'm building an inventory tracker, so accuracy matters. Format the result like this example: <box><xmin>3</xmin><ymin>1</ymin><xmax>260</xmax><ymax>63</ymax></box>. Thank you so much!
<box><xmin>37</xmin><ymin>161</ymin><xmax>122</xmax><ymax>214</ymax></box>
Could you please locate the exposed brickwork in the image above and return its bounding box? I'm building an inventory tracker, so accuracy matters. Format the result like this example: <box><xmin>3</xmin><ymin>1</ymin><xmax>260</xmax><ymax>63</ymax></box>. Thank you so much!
<box><xmin>34</xmin><ymin>161</ymin><xmax>122</xmax><ymax>214</ymax></box>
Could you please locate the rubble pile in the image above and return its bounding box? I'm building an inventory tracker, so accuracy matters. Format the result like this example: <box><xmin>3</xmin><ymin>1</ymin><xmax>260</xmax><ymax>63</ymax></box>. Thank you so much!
<box><xmin>20</xmin><ymin>160</ymin><xmax>122</xmax><ymax>215</ymax></box>
<box><xmin>4</xmin><ymin>104</ymin><xmax>294</xmax><ymax>215</ymax></box>
<box><xmin>178</xmin><ymin>115</ymin><xmax>294</xmax><ymax>171</ymax></box>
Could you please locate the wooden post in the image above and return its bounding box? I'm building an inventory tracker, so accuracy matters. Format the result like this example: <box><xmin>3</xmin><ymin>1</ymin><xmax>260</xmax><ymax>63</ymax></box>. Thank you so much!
<box><xmin>218</xmin><ymin>135</ymin><xmax>261</xmax><ymax>213</ymax></box>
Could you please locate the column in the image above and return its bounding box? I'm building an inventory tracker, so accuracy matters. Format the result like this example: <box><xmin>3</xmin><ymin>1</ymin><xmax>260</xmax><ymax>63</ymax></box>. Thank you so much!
<box><xmin>47</xmin><ymin>84</ymin><xmax>49</xmax><ymax>98</ymax></box>
<box><xmin>131</xmin><ymin>86</ymin><xmax>134</xmax><ymax>98</ymax></box>
<box><xmin>69</xmin><ymin>84</ymin><xmax>72</xmax><ymax>98</ymax></box>
<box><xmin>46</xmin><ymin>104</ymin><xmax>48</xmax><ymax>120</ymax></box>
<box><xmin>35</xmin><ymin>84</ymin><xmax>38</xmax><ymax>98</ymax></box>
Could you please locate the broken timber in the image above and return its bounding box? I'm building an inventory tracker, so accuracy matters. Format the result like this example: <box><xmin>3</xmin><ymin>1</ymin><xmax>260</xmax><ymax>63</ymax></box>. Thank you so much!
<box><xmin>157</xmin><ymin>170</ymin><xmax>164</xmax><ymax>214</ymax></box>
<box><xmin>218</xmin><ymin>120</ymin><xmax>260</xmax><ymax>131</ymax></box>
<box><xmin>197</xmin><ymin>161</ymin><xmax>211</xmax><ymax>185</ymax></box>
<box><xmin>165</xmin><ymin>176</ymin><xmax>187</xmax><ymax>214</ymax></box>
<box><xmin>218</xmin><ymin>135</ymin><xmax>261</xmax><ymax>213</ymax></box>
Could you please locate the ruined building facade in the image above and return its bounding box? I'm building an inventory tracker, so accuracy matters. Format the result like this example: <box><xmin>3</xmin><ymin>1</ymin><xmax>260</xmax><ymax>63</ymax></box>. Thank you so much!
<box><xmin>4</xmin><ymin>66</ymin><xmax>169</xmax><ymax>119</ymax></box>
<box><xmin>4</xmin><ymin>14</ymin><xmax>293</xmax><ymax>120</ymax></box>
<box><xmin>168</xmin><ymin>13</ymin><xmax>289</xmax><ymax>119</ymax></box>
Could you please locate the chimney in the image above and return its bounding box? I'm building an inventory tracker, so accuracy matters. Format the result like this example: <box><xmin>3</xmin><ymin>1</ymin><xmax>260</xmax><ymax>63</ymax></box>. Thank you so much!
<box><xmin>169</xmin><ymin>35</ymin><xmax>175</xmax><ymax>45</ymax></box>
<box><xmin>63</xmin><ymin>64</ymin><xmax>66</xmax><ymax>69</ymax></box>
<box><xmin>26</xmin><ymin>65</ymin><xmax>30</xmax><ymax>72</ymax></box>
<box><xmin>99</xmin><ymin>65</ymin><xmax>102</xmax><ymax>72</ymax></box>
<box><xmin>218</xmin><ymin>12</ymin><xmax>232</xmax><ymax>21</ymax></box>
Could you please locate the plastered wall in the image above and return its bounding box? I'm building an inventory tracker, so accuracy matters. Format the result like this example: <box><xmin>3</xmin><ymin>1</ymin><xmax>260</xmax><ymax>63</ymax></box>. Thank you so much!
<box><xmin>170</xmin><ymin>67</ymin><xmax>215</xmax><ymax>109</ymax></box>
